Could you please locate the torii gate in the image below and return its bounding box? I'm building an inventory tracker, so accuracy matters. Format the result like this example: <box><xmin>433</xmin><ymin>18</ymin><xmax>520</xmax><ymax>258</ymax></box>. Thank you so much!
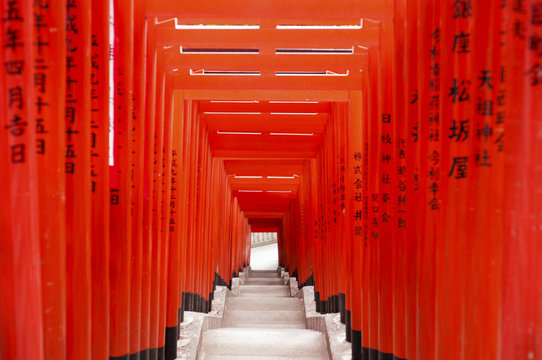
<box><xmin>1</xmin><ymin>1</ymin><xmax>541</xmax><ymax>360</ymax></box>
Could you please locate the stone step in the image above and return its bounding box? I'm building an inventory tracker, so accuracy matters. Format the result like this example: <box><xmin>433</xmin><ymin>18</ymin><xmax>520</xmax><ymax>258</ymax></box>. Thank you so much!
<box><xmin>238</xmin><ymin>285</ymin><xmax>290</xmax><ymax>297</ymax></box>
<box><xmin>219</xmin><ymin>323</ymin><xmax>307</xmax><ymax>329</ymax></box>
<box><xmin>199</xmin><ymin>328</ymin><xmax>328</xmax><ymax>359</ymax></box>
<box><xmin>247</xmin><ymin>270</ymin><xmax>281</xmax><ymax>278</ymax></box>
<box><xmin>204</xmin><ymin>355</ymin><xmax>327</xmax><ymax>360</ymax></box>
<box><xmin>222</xmin><ymin>309</ymin><xmax>305</xmax><ymax>327</ymax></box>
<box><xmin>227</xmin><ymin>296</ymin><xmax>303</xmax><ymax>311</ymax></box>
<box><xmin>244</xmin><ymin>277</ymin><xmax>285</xmax><ymax>286</ymax></box>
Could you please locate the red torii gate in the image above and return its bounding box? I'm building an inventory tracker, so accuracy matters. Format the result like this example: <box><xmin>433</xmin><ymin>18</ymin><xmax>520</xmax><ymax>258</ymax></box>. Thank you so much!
<box><xmin>1</xmin><ymin>1</ymin><xmax>541</xmax><ymax>360</ymax></box>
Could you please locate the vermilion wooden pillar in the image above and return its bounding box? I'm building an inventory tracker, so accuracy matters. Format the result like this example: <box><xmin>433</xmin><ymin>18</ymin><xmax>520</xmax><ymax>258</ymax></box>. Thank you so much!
<box><xmin>501</xmin><ymin>2</ymin><xmax>542</xmax><ymax>360</ymax></box>
<box><xmin>165</xmin><ymin>90</ymin><xmax>185</xmax><ymax>360</ymax></box>
<box><xmin>33</xmin><ymin>2</ymin><xmax>68</xmax><ymax>359</ymax></box>
<box><xmin>392</xmin><ymin>2</ymin><xmax>408</xmax><ymax>358</ymax></box>
<box><xmin>179</xmin><ymin>99</ymin><xmax>193</xmax><ymax>311</ymax></box>
<box><xmin>129</xmin><ymin>1</ymin><xmax>148</xmax><ymax>358</ymax></box>
<box><xmin>149</xmin><ymin>49</ymin><xmax>165</xmax><ymax>359</ymax></box>
<box><xmin>377</xmin><ymin>19</ymin><xmax>394</xmax><ymax>360</ymax></box>
<box><xmin>110</xmin><ymin>0</ymin><xmax>134</xmax><ymax>358</ymax></box>
<box><xmin>416</xmin><ymin>1</ymin><xmax>436</xmax><ymax>358</ymax></box>
<box><xmin>157</xmin><ymin>73</ymin><xmax>174</xmax><ymax>359</ymax></box>
<box><xmin>141</xmin><ymin>21</ymin><xmax>157</xmax><ymax>360</ymax></box>
<box><xmin>90</xmin><ymin>0</ymin><xmax>110</xmax><ymax>359</ymax></box>
<box><xmin>348</xmin><ymin>91</ymin><xmax>363</xmax><ymax>360</ymax></box>
<box><xmin>366</xmin><ymin>44</ymin><xmax>380</xmax><ymax>360</ymax></box>
<box><xmin>64</xmin><ymin>0</ymin><xmax>93</xmax><ymax>358</ymax></box>
<box><xmin>403</xmin><ymin>0</ymin><xmax>419</xmax><ymax>358</ymax></box>
<box><xmin>0</xmin><ymin>1</ymin><xmax>44</xmax><ymax>359</ymax></box>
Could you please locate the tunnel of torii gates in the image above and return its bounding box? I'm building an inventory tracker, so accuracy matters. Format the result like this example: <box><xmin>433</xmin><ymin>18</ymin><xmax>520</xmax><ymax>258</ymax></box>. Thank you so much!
<box><xmin>1</xmin><ymin>0</ymin><xmax>542</xmax><ymax>360</ymax></box>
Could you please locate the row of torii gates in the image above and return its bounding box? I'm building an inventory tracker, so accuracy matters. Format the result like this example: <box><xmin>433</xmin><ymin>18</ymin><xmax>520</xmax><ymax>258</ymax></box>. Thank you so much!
<box><xmin>1</xmin><ymin>0</ymin><xmax>541</xmax><ymax>359</ymax></box>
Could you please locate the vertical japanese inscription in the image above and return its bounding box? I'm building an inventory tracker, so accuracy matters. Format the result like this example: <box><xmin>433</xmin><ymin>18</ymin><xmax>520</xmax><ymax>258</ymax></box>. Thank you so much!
<box><xmin>3</xmin><ymin>0</ymin><xmax>27</xmax><ymax>164</ymax></box>
<box><xmin>65</xmin><ymin>0</ymin><xmax>78</xmax><ymax>174</ymax></box>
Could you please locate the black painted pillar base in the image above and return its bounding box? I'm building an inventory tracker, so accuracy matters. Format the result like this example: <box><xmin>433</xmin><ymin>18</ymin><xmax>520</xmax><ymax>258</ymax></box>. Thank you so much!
<box><xmin>110</xmin><ymin>354</ymin><xmax>129</xmax><ymax>360</ymax></box>
<box><xmin>345</xmin><ymin>310</ymin><xmax>352</xmax><ymax>342</ymax></box>
<box><xmin>157</xmin><ymin>345</ymin><xmax>165</xmax><ymax>360</ymax></box>
<box><xmin>362</xmin><ymin>347</ymin><xmax>369</xmax><ymax>360</ymax></box>
<box><xmin>149</xmin><ymin>348</ymin><xmax>158</xmax><ymax>360</ymax></box>
<box><xmin>379</xmin><ymin>352</ymin><xmax>393</xmax><ymax>360</ymax></box>
<box><xmin>339</xmin><ymin>293</ymin><xmax>346</xmax><ymax>323</ymax></box>
<box><xmin>140</xmin><ymin>349</ymin><xmax>149</xmax><ymax>360</ymax></box>
<box><xmin>183</xmin><ymin>292</ymin><xmax>190</xmax><ymax>312</ymax></box>
<box><xmin>315</xmin><ymin>291</ymin><xmax>321</xmax><ymax>313</ymax></box>
<box><xmin>352</xmin><ymin>329</ymin><xmax>362</xmax><ymax>360</ymax></box>
<box><xmin>129</xmin><ymin>351</ymin><xmax>140</xmax><ymax>360</ymax></box>
<box><xmin>165</xmin><ymin>326</ymin><xmax>178</xmax><ymax>360</ymax></box>
<box><xmin>369</xmin><ymin>348</ymin><xmax>378</xmax><ymax>360</ymax></box>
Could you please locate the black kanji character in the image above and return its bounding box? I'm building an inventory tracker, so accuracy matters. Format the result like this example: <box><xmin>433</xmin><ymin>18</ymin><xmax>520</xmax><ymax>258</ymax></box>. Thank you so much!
<box><xmin>449</xmin><ymin>79</ymin><xmax>470</xmax><ymax>103</ymax></box>
<box><xmin>110</xmin><ymin>189</ymin><xmax>119</xmax><ymax>205</ymax></box>
<box><xmin>354</xmin><ymin>179</ymin><xmax>362</xmax><ymax>189</ymax></box>
<box><xmin>5</xmin><ymin>114</ymin><xmax>26</xmax><ymax>136</ymax></box>
<box><xmin>354</xmin><ymin>211</ymin><xmax>362</xmax><ymax>221</ymax></box>
<box><xmin>66</xmin><ymin>106</ymin><xmax>75</xmax><ymax>124</ymax></box>
<box><xmin>8</xmin><ymin>87</ymin><xmax>23</xmax><ymax>109</ymax></box>
<box><xmin>382</xmin><ymin>173</ymin><xmax>391</xmax><ymax>184</ymax></box>
<box><xmin>532</xmin><ymin>3</ymin><xmax>542</xmax><ymax>24</ymax></box>
<box><xmin>449</xmin><ymin>119</ymin><xmax>469</xmax><ymax>142</ymax></box>
<box><xmin>452</xmin><ymin>0</ymin><xmax>472</xmax><ymax>18</ymax></box>
<box><xmin>65</xmin><ymin>144</ymin><xmax>76</xmax><ymax>158</ymax></box>
<box><xmin>36</xmin><ymin>118</ymin><xmax>48</xmax><ymax>134</ymax></box>
<box><xmin>527</xmin><ymin>63</ymin><xmax>542</xmax><ymax>86</ymax></box>
<box><xmin>36</xmin><ymin>0</ymin><xmax>50</xmax><ymax>9</ymax></box>
<box><xmin>36</xmin><ymin>138</ymin><xmax>45</xmax><ymax>155</ymax></box>
<box><xmin>4</xmin><ymin>60</ymin><xmax>23</xmax><ymax>75</ymax></box>
<box><xmin>410</xmin><ymin>90</ymin><xmax>418</xmax><ymax>104</ymax></box>
<box><xmin>35</xmin><ymin>97</ymin><xmax>49</xmax><ymax>114</ymax></box>
<box><xmin>513</xmin><ymin>20</ymin><xmax>526</xmax><ymax>38</ymax></box>
<box><xmin>383</xmin><ymin>114</ymin><xmax>391</xmax><ymax>123</ymax></box>
<box><xmin>452</xmin><ymin>32</ymin><xmax>471</xmax><ymax>53</ymax></box>
<box><xmin>4</xmin><ymin>1</ymin><xmax>23</xmax><ymax>22</ymax></box>
<box><xmin>478</xmin><ymin>70</ymin><xmax>494</xmax><ymax>89</ymax></box>
<box><xmin>66</xmin><ymin>14</ymin><xmax>78</xmax><ymax>34</ymax></box>
<box><xmin>429</xmin><ymin>128</ymin><xmax>440</xmax><ymax>142</ymax></box>
<box><xmin>35</xmin><ymin>36</ymin><xmax>49</xmax><ymax>55</ymax></box>
<box><xmin>449</xmin><ymin>156</ymin><xmax>468</xmax><ymax>178</ymax></box>
<box><xmin>477</xmin><ymin>122</ymin><xmax>493</xmax><ymax>140</ymax></box>
<box><xmin>4</xmin><ymin>28</ymin><xmax>24</xmax><ymax>50</ymax></box>
<box><xmin>477</xmin><ymin>98</ymin><xmax>494</xmax><ymax>116</ymax></box>
<box><xmin>477</xmin><ymin>149</ymin><xmax>492</xmax><ymax>166</ymax></box>
<box><xmin>34</xmin><ymin>72</ymin><xmax>46</xmax><ymax>93</ymax></box>
<box><xmin>354</xmin><ymin>192</ymin><xmax>362</xmax><ymax>202</ymax></box>
<box><xmin>512</xmin><ymin>0</ymin><xmax>526</xmax><ymax>13</ymax></box>
<box><xmin>10</xmin><ymin>144</ymin><xmax>25</xmax><ymax>163</ymax></box>
<box><xmin>428</xmin><ymin>150</ymin><xmax>440</xmax><ymax>165</ymax></box>
<box><xmin>34</xmin><ymin>13</ymin><xmax>48</xmax><ymax>32</ymax></box>
<box><xmin>494</xmin><ymin>132</ymin><xmax>504</xmax><ymax>152</ymax></box>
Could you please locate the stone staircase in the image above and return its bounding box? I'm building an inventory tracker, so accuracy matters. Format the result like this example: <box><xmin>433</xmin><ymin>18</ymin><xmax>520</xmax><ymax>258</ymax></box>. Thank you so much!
<box><xmin>198</xmin><ymin>269</ymin><xmax>329</xmax><ymax>360</ymax></box>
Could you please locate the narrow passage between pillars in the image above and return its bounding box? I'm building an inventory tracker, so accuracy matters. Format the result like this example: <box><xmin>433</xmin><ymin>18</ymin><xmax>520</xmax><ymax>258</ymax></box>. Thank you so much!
<box><xmin>1</xmin><ymin>1</ymin><xmax>541</xmax><ymax>360</ymax></box>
